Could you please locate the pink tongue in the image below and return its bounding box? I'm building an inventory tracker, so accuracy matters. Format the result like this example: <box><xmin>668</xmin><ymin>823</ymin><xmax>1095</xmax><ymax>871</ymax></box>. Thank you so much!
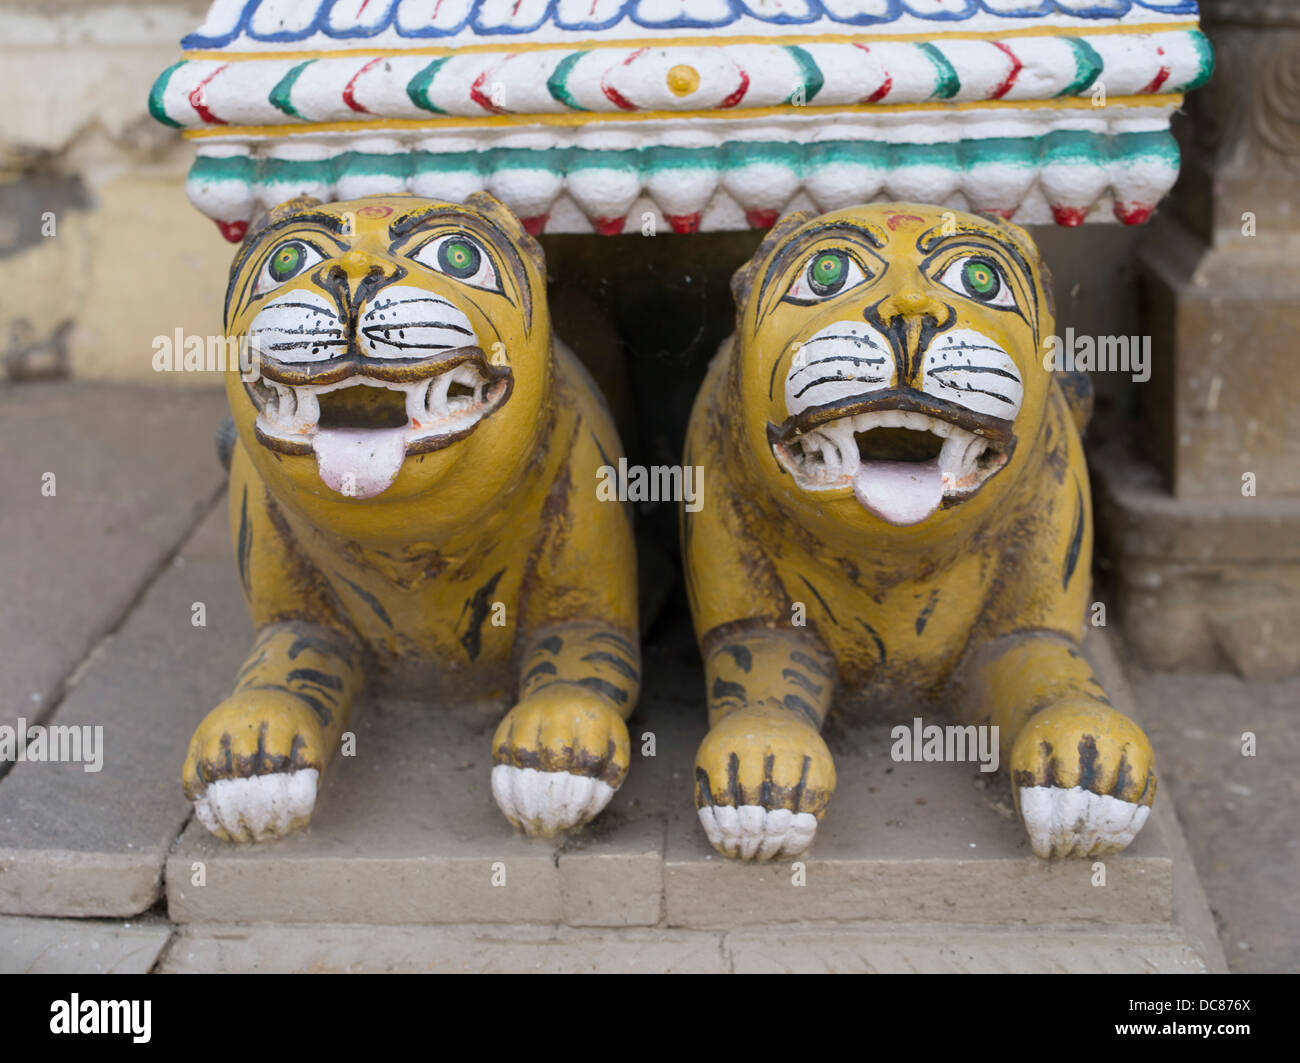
<box><xmin>313</xmin><ymin>427</ymin><xmax>406</xmax><ymax>499</ymax></box>
<box><xmin>853</xmin><ymin>459</ymin><xmax>944</xmax><ymax>526</ymax></box>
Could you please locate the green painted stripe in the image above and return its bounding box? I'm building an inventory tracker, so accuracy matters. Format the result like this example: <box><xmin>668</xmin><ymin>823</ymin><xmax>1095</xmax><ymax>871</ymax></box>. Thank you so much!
<box><xmin>1180</xmin><ymin>30</ymin><xmax>1215</xmax><ymax>92</ymax></box>
<box><xmin>190</xmin><ymin>154</ymin><xmax>255</xmax><ymax>182</ymax></box>
<box><xmin>643</xmin><ymin>144</ymin><xmax>721</xmax><ymax>174</ymax></box>
<box><xmin>1057</xmin><ymin>38</ymin><xmax>1103</xmax><ymax>97</ymax></box>
<box><xmin>406</xmin><ymin>57</ymin><xmax>451</xmax><ymax>114</ymax></box>
<box><xmin>408</xmin><ymin>150</ymin><xmax>484</xmax><ymax>175</ymax></box>
<box><xmin>959</xmin><ymin>137</ymin><xmax>1038</xmax><ymax>168</ymax></box>
<box><xmin>1111</xmin><ymin>130</ymin><xmax>1180</xmax><ymax>165</ymax></box>
<box><xmin>490</xmin><ymin>147</ymin><xmax>570</xmax><ymax>172</ymax></box>
<box><xmin>723</xmin><ymin>140</ymin><xmax>802</xmax><ymax>169</ymax></box>
<box><xmin>783</xmin><ymin>45</ymin><xmax>824</xmax><ymax>105</ymax></box>
<box><xmin>148</xmin><ymin>60</ymin><xmax>185</xmax><ymax>129</ymax></box>
<box><xmin>546</xmin><ymin>50</ymin><xmax>589</xmax><ymax>112</ymax></box>
<box><xmin>918</xmin><ymin>42</ymin><xmax>960</xmax><ymax>101</ymax></box>
<box><xmin>258</xmin><ymin>155</ymin><xmax>335</xmax><ymax>184</ymax></box>
<box><xmin>807</xmin><ymin>140</ymin><xmax>890</xmax><ymax>169</ymax></box>
<box><xmin>891</xmin><ymin>141</ymin><xmax>960</xmax><ymax>168</ymax></box>
<box><xmin>269</xmin><ymin>60</ymin><xmax>315</xmax><ymax>120</ymax></box>
<box><xmin>567</xmin><ymin>147</ymin><xmax>640</xmax><ymax>173</ymax></box>
<box><xmin>1039</xmin><ymin>129</ymin><xmax>1106</xmax><ymax>165</ymax></box>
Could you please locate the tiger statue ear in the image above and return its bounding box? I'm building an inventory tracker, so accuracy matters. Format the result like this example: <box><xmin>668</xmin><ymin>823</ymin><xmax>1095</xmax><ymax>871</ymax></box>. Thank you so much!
<box><xmin>464</xmin><ymin>191</ymin><xmax>547</xmax><ymax>279</ymax></box>
<box><xmin>239</xmin><ymin>195</ymin><xmax>324</xmax><ymax>252</ymax></box>
<box><xmin>730</xmin><ymin>210</ymin><xmax>816</xmax><ymax>312</ymax></box>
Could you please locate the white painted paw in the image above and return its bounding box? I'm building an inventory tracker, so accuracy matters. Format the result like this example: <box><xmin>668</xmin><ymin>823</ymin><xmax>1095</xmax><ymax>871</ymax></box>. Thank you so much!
<box><xmin>698</xmin><ymin>804</ymin><xmax>819</xmax><ymax>862</ymax></box>
<box><xmin>491</xmin><ymin>764</ymin><xmax>616</xmax><ymax>838</ymax></box>
<box><xmin>1018</xmin><ymin>784</ymin><xmax>1151</xmax><ymax>858</ymax></box>
<box><xmin>192</xmin><ymin>768</ymin><xmax>319</xmax><ymax>843</ymax></box>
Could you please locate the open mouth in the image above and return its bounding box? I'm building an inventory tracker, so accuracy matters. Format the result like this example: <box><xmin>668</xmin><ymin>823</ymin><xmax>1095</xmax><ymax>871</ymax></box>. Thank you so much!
<box><xmin>248</xmin><ymin>348</ymin><xmax>511</xmax><ymax>499</ymax></box>
<box><xmin>769</xmin><ymin>397</ymin><xmax>1015</xmax><ymax>526</ymax></box>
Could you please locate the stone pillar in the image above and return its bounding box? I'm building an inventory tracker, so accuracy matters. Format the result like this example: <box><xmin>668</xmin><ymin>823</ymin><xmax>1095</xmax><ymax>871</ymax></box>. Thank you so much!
<box><xmin>1095</xmin><ymin>0</ymin><xmax>1300</xmax><ymax>678</ymax></box>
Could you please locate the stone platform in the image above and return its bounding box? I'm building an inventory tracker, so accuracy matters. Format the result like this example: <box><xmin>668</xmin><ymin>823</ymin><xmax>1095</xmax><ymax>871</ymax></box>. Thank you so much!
<box><xmin>0</xmin><ymin>384</ymin><xmax>1227</xmax><ymax>973</ymax></box>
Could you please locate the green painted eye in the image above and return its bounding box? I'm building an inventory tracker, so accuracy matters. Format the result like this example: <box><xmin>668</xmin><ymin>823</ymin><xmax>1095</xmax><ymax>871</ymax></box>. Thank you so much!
<box><xmin>961</xmin><ymin>258</ymin><xmax>1001</xmax><ymax>300</ymax></box>
<box><xmin>809</xmin><ymin>251</ymin><xmax>848</xmax><ymax>296</ymax></box>
<box><xmin>269</xmin><ymin>241</ymin><xmax>307</xmax><ymax>282</ymax></box>
<box><xmin>437</xmin><ymin>238</ymin><xmax>481</xmax><ymax>279</ymax></box>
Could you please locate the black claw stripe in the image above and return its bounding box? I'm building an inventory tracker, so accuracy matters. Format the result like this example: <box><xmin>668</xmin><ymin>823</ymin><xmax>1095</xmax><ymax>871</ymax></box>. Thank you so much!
<box><xmin>793</xmin><ymin>755</ymin><xmax>811</xmax><ymax>813</ymax></box>
<box><xmin>1040</xmin><ymin>740</ymin><xmax>1060</xmax><ymax>788</ymax></box>
<box><xmin>727</xmin><ymin>752</ymin><xmax>742</xmax><ymax>807</ymax></box>
<box><xmin>1077</xmin><ymin>734</ymin><xmax>1100</xmax><ymax>792</ymax></box>
<box><xmin>581</xmin><ymin>650</ymin><xmax>639</xmax><ymax>681</ymax></box>
<box><xmin>695</xmin><ymin>766</ymin><xmax>714</xmax><ymax>808</ymax></box>
<box><xmin>761</xmin><ymin>754</ymin><xmax>775</xmax><ymax>807</ymax></box>
<box><xmin>1112</xmin><ymin>751</ymin><xmax>1132</xmax><ymax>798</ymax></box>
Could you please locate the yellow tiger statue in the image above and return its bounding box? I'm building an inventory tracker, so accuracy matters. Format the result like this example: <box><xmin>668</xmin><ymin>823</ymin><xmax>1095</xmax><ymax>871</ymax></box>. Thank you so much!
<box><xmin>184</xmin><ymin>192</ymin><xmax>639</xmax><ymax>842</ymax></box>
<box><xmin>682</xmin><ymin>204</ymin><xmax>1155</xmax><ymax>862</ymax></box>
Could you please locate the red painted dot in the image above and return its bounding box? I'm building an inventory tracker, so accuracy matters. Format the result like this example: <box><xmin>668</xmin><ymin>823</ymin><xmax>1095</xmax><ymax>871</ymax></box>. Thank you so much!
<box><xmin>216</xmin><ymin>219</ymin><xmax>248</xmax><ymax>243</ymax></box>
<box><xmin>521</xmin><ymin>214</ymin><xmax>549</xmax><ymax>236</ymax></box>
<box><xmin>591</xmin><ymin>216</ymin><xmax>626</xmax><ymax>236</ymax></box>
<box><xmin>745</xmin><ymin>208</ymin><xmax>780</xmax><ymax>230</ymax></box>
<box><xmin>1114</xmin><ymin>202</ymin><xmax>1154</xmax><ymax>225</ymax></box>
<box><xmin>666</xmin><ymin>213</ymin><xmax>701</xmax><ymax>234</ymax></box>
<box><xmin>1051</xmin><ymin>205</ymin><xmax>1089</xmax><ymax>227</ymax></box>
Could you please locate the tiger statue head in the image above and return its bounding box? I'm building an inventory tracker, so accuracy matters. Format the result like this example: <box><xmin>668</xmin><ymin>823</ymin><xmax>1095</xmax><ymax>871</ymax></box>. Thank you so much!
<box><xmin>224</xmin><ymin>192</ymin><xmax>550</xmax><ymax>524</ymax></box>
<box><xmin>728</xmin><ymin>203</ymin><xmax>1057</xmax><ymax>540</ymax></box>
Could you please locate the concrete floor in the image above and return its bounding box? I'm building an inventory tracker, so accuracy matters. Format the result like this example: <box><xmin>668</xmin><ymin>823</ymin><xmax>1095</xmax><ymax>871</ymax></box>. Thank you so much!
<box><xmin>0</xmin><ymin>382</ymin><xmax>1288</xmax><ymax>973</ymax></box>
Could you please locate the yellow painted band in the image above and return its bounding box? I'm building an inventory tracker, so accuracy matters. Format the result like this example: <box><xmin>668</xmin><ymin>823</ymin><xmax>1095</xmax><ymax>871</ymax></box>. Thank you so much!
<box><xmin>181</xmin><ymin>93</ymin><xmax>1184</xmax><ymax>140</ymax></box>
<box><xmin>180</xmin><ymin>20</ymin><xmax>1200</xmax><ymax>63</ymax></box>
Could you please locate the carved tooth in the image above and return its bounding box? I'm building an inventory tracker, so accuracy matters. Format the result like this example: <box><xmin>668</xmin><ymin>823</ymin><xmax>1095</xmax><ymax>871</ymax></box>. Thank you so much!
<box><xmin>822</xmin><ymin>422</ymin><xmax>858</xmax><ymax>479</ymax></box>
<box><xmin>294</xmin><ymin>389</ymin><xmax>319</xmax><ymax>429</ymax></box>
<box><xmin>429</xmin><ymin>373</ymin><xmax>453</xmax><ymax>417</ymax></box>
<box><xmin>405</xmin><ymin>379</ymin><xmax>431</xmax><ymax>423</ymax></box>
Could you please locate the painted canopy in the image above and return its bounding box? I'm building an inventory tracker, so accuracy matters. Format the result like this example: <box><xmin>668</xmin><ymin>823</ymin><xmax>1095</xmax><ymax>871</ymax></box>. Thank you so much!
<box><xmin>151</xmin><ymin>0</ymin><xmax>1211</xmax><ymax>239</ymax></box>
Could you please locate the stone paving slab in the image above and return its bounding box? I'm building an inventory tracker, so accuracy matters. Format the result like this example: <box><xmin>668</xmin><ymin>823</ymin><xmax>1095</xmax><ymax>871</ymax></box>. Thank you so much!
<box><xmin>0</xmin><ymin>915</ymin><xmax>172</xmax><ymax>974</ymax></box>
<box><xmin>161</xmin><ymin>923</ymin><xmax>726</xmax><ymax>973</ymax></box>
<box><xmin>0</xmin><ymin>501</ymin><xmax>248</xmax><ymax>917</ymax></box>
<box><xmin>0</xmin><ymin>383</ymin><xmax>228</xmax><ymax>735</ymax></box>
<box><xmin>157</xmin><ymin>920</ymin><xmax>1206</xmax><ymax>974</ymax></box>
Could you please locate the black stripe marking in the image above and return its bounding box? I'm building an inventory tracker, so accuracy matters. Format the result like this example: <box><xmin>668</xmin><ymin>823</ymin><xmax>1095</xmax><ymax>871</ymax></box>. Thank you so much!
<box><xmin>581</xmin><ymin>650</ymin><xmax>639</xmax><ymax>681</ymax></box>
<box><xmin>857</xmin><ymin>618</ymin><xmax>887</xmax><ymax>663</ymax></box>
<box><xmin>783</xmin><ymin>694</ymin><xmax>821</xmax><ymax>727</ymax></box>
<box><xmin>236</xmin><ymin>487</ymin><xmax>252</xmax><ymax>592</ymax></box>
<box><xmin>782</xmin><ymin>668</ymin><xmax>823</xmax><ymax>697</ymax></box>
<box><xmin>337</xmin><ymin>572</ymin><xmax>393</xmax><ymax>629</ymax></box>
<box><xmin>915</xmin><ymin>588</ymin><xmax>940</xmax><ymax>636</ymax></box>
<box><xmin>458</xmin><ymin>568</ymin><xmax>505</xmax><ymax>661</ymax></box>
<box><xmin>523</xmin><ymin>660</ymin><xmax>558</xmax><ymax>683</ymax></box>
<box><xmin>798</xmin><ymin>574</ymin><xmax>838</xmax><ymax>625</ymax></box>
<box><xmin>711</xmin><ymin>677</ymin><xmax>747</xmax><ymax>703</ymax></box>
<box><xmin>287</xmin><ymin>668</ymin><xmax>342</xmax><ymax>691</ymax></box>
<box><xmin>1064</xmin><ymin>479</ymin><xmax>1085</xmax><ymax>589</ymax></box>
<box><xmin>721</xmin><ymin>644</ymin><xmax>753</xmax><ymax>673</ymax></box>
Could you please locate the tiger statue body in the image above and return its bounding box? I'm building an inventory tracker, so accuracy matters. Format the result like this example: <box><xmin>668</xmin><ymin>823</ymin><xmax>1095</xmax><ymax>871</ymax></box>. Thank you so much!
<box><xmin>184</xmin><ymin>193</ymin><xmax>639</xmax><ymax>842</ymax></box>
<box><xmin>682</xmin><ymin>204</ymin><xmax>1156</xmax><ymax>862</ymax></box>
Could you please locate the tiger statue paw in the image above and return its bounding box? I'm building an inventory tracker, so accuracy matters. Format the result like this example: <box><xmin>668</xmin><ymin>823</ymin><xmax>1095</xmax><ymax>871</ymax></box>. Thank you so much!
<box><xmin>693</xmin><ymin>702</ymin><xmax>834</xmax><ymax>861</ymax></box>
<box><xmin>182</xmin><ymin>688</ymin><xmax>327</xmax><ymax>843</ymax></box>
<box><xmin>189</xmin><ymin>192</ymin><xmax>639</xmax><ymax>843</ymax></box>
<box><xmin>491</xmin><ymin>684</ymin><xmax>631</xmax><ymax>837</ymax></box>
<box><xmin>1010</xmin><ymin>700</ymin><xmax>1156</xmax><ymax>858</ymax></box>
<box><xmin>681</xmin><ymin>203</ymin><xmax>1156</xmax><ymax>862</ymax></box>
